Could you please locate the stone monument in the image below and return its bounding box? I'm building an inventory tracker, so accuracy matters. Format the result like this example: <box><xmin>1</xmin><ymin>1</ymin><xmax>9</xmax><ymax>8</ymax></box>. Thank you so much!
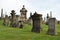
<box><xmin>3</xmin><ymin>15</ymin><xmax>9</xmax><ymax>26</ymax></box>
<box><xmin>46</xmin><ymin>14</ymin><xmax>50</xmax><ymax>25</ymax></box>
<box><xmin>31</xmin><ymin>12</ymin><xmax>42</xmax><ymax>33</ymax></box>
<box><xmin>10</xmin><ymin>10</ymin><xmax>16</xmax><ymax>27</ymax></box>
<box><xmin>20</xmin><ymin>5</ymin><xmax>27</xmax><ymax>23</ymax></box>
<box><xmin>47</xmin><ymin>18</ymin><xmax>56</xmax><ymax>35</ymax></box>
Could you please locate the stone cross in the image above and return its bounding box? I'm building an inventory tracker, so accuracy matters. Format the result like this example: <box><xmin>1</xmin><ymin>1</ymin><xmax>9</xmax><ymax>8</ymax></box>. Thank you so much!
<box><xmin>10</xmin><ymin>10</ymin><xmax>16</xmax><ymax>27</ymax></box>
<box><xmin>31</xmin><ymin>12</ymin><xmax>42</xmax><ymax>33</ymax></box>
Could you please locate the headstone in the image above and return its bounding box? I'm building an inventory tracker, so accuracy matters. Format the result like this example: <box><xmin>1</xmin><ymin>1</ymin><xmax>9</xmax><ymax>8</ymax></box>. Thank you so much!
<box><xmin>20</xmin><ymin>5</ymin><xmax>27</xmax><ymax>23</ymax></box>
<box><xmin>31</xmin><ymin>12</ymin><xmax>42</xmax><ymax>33</ymax></box>
<box><xmin>3</xmin><ymin>15</ymin><xmax>9</xmax><ymax>26</ymax></box>
<box><xmin>47</xmin><ymin>18</ymin><xmax>56</xmax><ymax>35</ymax></box>
<box><xmin>10</xmin><ymin>10</ymin><xmax>16</xmax><ymax>27</ymax></box>
<box><xmin>15</xmin><ymin>15</ymin><xmax>20</xmax><ymax>27</ymax></box>
<box><xmin>46</xmin><ymin>14</ymin><xmax>50</xmax><ymax>25</ymax></box>
<box><xmin>28</xmin><ymin>12</ymin><xmax>32</xmax><ymax>25</ymax></box>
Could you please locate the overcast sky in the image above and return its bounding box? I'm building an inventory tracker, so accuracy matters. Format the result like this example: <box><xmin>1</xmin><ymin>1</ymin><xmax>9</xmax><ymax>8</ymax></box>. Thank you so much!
<box><xmin>0</xmin><ymin>0</ymin><xmax>60</xmax><ymax>20</ymax></box>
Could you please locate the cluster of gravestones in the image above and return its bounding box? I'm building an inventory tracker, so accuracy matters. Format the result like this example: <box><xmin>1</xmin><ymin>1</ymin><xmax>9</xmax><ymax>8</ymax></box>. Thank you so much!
<box><xmin>1</xmin><ymin>5</ymin><xmax>57</xmax><ymax>35</ymax></box>
<box><xmin>3</xmin><ymin>10</ymin><xmax>24</xmax><ymax>28</ymax></box>
<box><xmin>31</xmin><ymin>12</ymin><xmax>57</xmax><ymax>35</ymax></box>
<box><xmin>2</xmin><ymin>10</ymin><xmax>57</xmax><ymax>35</ymax></box>
<box><xmin>3</xmin><ymin>5</ymin><xmax>27</xmax><ymax>28</ymax></box>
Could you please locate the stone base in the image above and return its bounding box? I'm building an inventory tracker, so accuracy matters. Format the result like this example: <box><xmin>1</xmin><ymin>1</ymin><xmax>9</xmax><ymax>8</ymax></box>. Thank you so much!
<box><xmin>31</xmin><ymin>27</ymin><xmax>40</xmax><ymax>33</ymax></box>
<box><xmin>19</xmin><ymin>24</ymin><xmax>23</xmax><ymax>28</ymax></box>
<box><xmin>47</xmin><ymin>29</ymin><xmax>56</xmax><ymax>35</ymax></box>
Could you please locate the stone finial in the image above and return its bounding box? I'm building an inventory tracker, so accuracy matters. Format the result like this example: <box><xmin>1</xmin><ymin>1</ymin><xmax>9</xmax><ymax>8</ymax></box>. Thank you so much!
<box><xmin>11</xmin><ymin>10</ymin><xmax>15</xmax><ymax>13</ymax></box>
<box><xmin>20</xmin><ymin>5</ymin><xmax>27</xmax><ymax>12</ymax></box>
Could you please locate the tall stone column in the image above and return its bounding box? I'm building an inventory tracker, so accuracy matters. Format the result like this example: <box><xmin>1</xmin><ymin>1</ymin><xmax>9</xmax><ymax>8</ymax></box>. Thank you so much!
<box><xmin>47</xmin><ymin>18</ymin><xmax>56</xmax><ymax>35</ymax></box>
<box><xmin>10</xmin><ymin>10</ymin><xmax>16</xmax><ymax>27</ymax></box>
<box><xmin>31</xmin><ymin>12</ymin><xmax>42</xmax><ymax>33</ymax></box>
<box><xmin>0</xmin><ymin>8</ymin><xmax>4</xmax><ymax>19</ymax></box>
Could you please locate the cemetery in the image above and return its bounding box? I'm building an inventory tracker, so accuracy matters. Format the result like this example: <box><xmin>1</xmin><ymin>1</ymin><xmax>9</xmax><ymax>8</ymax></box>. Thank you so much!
<box><xmin>0</xmin><ymin>5</ymin><xmax>60</xmax><ymax>40</ymax></box>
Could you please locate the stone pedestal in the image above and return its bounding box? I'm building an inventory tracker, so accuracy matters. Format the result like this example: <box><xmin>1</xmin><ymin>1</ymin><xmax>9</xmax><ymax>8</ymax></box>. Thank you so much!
<box><xmin>20</xmin><ymin>5</ymin><xmax>27</xmax><ymax>23</ymax></box>
<box><xmin>47</xmin><ymin>18</ymin><xmax>56</xmax><ymax>35</ymax></box>
<box><xmin>18</xmin><ymin>21</ymin><xmax>24</xmax><ymax>28</ymax></box>
<box><xmin>31</xmin><ymin>12</ymin><xmax>42</xmax><ymax>33</ymax></box>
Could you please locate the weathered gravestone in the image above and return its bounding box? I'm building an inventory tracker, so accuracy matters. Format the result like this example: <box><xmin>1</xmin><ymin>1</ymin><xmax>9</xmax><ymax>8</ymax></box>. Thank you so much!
<box><xmin>28</xmin><ymin>12</ymin><xmax>33</xmax><ymax>25</ymax></box>
<box><xmin>3</xmin><ymin>15</ymin><xmax>9</xmax><ymax>26</ymax></box>
<box><xmin>46</xmin><ymin>14</ymin><xmax>50</xmax><ymax>25</ymax></box>
<box><xmin>47</xmin><ymin>18</ymin><xmax>56</xmax><ymax>35</ymax></box>
<box><xmin>10</xmin><ymin>10</ymin><xmax>16</xmax><ymax>27</ymax></box>
<box><xmin>31</xmin><ymin>12</ymin><xmax>42</xmax><ymax>33</ymax></box>
<box><xmin>20</xmin><ymin>5</ymin><xmax>27</xmax><ymax>23</ymax></box>
<box><xmin>15</xmin><ymin>15</ymin><xmax>20</xmax><ymax>28</ymax></box>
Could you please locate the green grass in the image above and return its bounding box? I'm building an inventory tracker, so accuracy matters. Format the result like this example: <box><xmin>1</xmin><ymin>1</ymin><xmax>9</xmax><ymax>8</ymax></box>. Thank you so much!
<box><xmin>0</xmin><ymin>20</ymin><xmax>60</xmax><ymax>40</ymax></box>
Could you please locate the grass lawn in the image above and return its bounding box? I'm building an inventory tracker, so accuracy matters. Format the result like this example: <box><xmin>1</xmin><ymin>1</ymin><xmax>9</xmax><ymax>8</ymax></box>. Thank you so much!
<box><xmin>0</xmin><ymin>20</ymin><xmax>60</xmax><ymax>40</ymax></box>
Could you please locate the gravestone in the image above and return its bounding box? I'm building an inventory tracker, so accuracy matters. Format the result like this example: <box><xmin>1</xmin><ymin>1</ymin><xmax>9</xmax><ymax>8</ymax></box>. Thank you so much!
<box><xmin>47</xmin><ymin>18</ymin><xmax>56</xmax><ymax>35</ymax></box>
<box><xmin>46</xmin><ymin>14</ymin><xmax>50</xmax><ymax>25</ymax></box>
<box><xmin>3</xmin><ymin>15</ymin><xmax>9</xmax><ymax>26</ymax></box>
<box><xmin>10</xmin><ymin>10</ymin><xmax>16</xmax><ymax>27</ymax></box>
<box><xmin>15</xmin><ymin>15</ymin><xmax>21</xmax><ymax>28</ymax></box>
<box><xmin>31</xmin><ymin>12</ymin><xmax>42</xmax><ymax>33</ymax></box>
<box><xmin>20</xmin><ymin>5</ymin><xmax>27</xmax><ymax>23</ymax></box>
<box><xmin>28</xmin><ymin>12</ymin><xmax>32</xmax><ymax>25</ymax></box>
